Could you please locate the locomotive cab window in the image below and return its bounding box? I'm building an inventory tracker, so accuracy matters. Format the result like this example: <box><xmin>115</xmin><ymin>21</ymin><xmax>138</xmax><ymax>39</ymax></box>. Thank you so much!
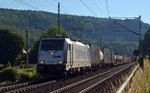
<box><xmin>41</xmin><ymin>39</ymin><xmax>64</xmax><ymax>50</ymax></box>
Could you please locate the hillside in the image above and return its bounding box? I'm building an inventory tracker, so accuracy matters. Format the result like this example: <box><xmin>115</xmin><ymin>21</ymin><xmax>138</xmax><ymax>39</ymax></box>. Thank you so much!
<box><xmin>0</xmin><ymin>8</ymin><xmax>149</xmax><ymax>56</ymax></box>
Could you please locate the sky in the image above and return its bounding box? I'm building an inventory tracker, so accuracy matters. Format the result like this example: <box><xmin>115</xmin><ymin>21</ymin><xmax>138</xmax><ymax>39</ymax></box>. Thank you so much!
<box><xmin>0</xmin><ymin>0</ymin><xmax>150</xmax><ymax>24</ymax></box>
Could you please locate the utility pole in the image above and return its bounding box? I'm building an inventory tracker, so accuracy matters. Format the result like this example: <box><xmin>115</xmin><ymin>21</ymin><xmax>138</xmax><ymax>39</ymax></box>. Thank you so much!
<box><xmin>138</xmin><ymin>15</ymin><xmax>142</xmax><ymax>51</ymax></box>
<box><xmin>26</xmin><ymin>29</ymin><xmax>29</xmax><ymax>73</ymax></box>
<box><xmin>58</xmin><ymin>2</ymin><xmax>60</xmax><ymax>34</ymax></box>
<box><xmin>99</xmin><ymin>32</ymin><xmax>102</xmax><ymax>47</ymax></box>
<box><xmin>138</xmin><ymin>15</ymin><xmax>144</xmax><ymax>69</ymax></box>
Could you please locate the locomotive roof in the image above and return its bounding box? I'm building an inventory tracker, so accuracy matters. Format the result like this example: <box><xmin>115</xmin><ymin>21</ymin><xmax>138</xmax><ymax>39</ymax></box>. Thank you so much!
<box><xmin>66</xmin><ymin>38</ymin><xmax>86</xmax><ymax>46</ymax></box>
<box><xmin>41</xmin><ymin>38</ymin><xmax>88</xmax><ymax>47</ymax></box>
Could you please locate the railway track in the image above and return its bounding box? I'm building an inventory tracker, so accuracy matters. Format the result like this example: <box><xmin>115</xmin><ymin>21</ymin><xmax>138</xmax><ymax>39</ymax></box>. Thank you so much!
<box><xmin>0</xmin><ymin>63</ymin><xmax>134</xmax><ymax>93</ymax></box>
<box><xmin>51</xmin><ymin>63</ymin><xmax>134</xmax><ymax>93</ymax></box>
<box><xmin>0</xmin><ymin>80</ymin><xmax>56</xmax><ymax>93</ymax></box>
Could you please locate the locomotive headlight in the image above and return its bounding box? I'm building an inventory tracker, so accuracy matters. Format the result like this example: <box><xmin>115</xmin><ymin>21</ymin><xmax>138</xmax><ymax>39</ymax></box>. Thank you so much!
<box><xmin>58</xmin><ymin>60</ymin><xmax>62</xmax><ymax>64</ymax></box>
<box><xmin>50</xmin><ymin>52</ymin><xmax>54</xmax><ymax>55</ymax></box>
<box><xmin>40</xmin><ymin>60</ymin><xmax>44</xmax><ymax>64</ymax></box>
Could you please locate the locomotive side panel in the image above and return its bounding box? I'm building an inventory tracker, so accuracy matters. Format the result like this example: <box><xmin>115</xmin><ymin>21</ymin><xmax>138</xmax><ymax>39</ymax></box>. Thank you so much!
<box><xmin>71</xmin><ymin>42</ymin><xmax>91</xmax><ymax>68</ymax></box>
<box><xmin>65</xmin><ymin>40</ymin><xmax>91</xmax><ymax>71</ymax></box>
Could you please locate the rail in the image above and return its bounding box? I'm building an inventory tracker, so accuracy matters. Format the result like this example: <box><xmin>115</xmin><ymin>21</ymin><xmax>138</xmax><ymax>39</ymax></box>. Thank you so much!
<box><xmin>116</xmin><ymin>64</ymin><xmax>139</xmax><ymax>93</ymax></box>
<box><xmin>0</xmin><ymin>80</ymin><xmax>56</xmax><ymax>93</ymax></box>
<box><xmin>50</xmin><ymin>63</ymin><xmax>133</xmax><ymax>93</ymax></box>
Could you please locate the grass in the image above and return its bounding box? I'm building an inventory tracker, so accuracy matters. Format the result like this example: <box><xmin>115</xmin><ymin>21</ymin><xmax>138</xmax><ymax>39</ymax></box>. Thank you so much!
<box><xmin>104</xmin><ymin>61</ymin><xmax>149</xmax><ymax>93</ymax></box>
<box><xmin>0</xmin><ymin>64</ymin><xmax>38</xmax><ymax>83</ymax></box>
<box><xmin>100</xmin><ymin>64</ymin><xmax>136</xmax><ymax>93</ymax></box>
<box><xmin>124</xmin><ymin>59</ymin><xmax>150</xmax><ymax>93</ymax></box>
<box><xmin>16</xmin><ymin>65</ymin><xmax>38</xmax><ymax>81</ymax></box>
<box><xmin>143</xmin><ymin>60</ymin><xmax>150</xmax><ymax>92</ymax></box>
<box><xmin>17</xmin><ymin>66</ymin><xmax>37</xmax><ymax>77</ymax></box>
<box><xmin>130</xmin><ymin>67</ymin><xmax>147</xmax><ymax>93</ymax></box>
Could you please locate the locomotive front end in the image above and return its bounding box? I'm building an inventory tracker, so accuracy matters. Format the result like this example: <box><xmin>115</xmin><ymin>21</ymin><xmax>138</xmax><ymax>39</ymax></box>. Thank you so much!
<box><xmin>37</xmin><ymin>38</ymin><xmax>66</xmax><ymax>78</ymax></box>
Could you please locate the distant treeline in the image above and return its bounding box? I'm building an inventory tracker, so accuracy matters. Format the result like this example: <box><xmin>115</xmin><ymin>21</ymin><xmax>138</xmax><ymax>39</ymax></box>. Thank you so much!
<box><xmin>0</xmin><ymin>8</ymin><xmax>149</xmax><ymax>56</ymax></box>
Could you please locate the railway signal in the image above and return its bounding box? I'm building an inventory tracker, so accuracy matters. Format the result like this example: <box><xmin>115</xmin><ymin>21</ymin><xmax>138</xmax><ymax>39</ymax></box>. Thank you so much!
<box><xmin>133</xmin><ymin>49</ymin><xmax>140</xmax><ymax>56</ymax></box>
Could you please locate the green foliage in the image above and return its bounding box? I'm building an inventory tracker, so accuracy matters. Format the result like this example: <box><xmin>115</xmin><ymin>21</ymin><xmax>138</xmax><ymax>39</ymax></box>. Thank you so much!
<box><xmin>20</xmin><ymin>64</ymin><xmax>25</xmax><ymax>69</ymax></box>
<box><xmin>0</xmin><ymin>64</ymin><xmax>37</xmax><ymax>82</ymax></box>
<box><xmin>0</xmin><ymin>8</ymin><xmax>149</xmax><ymax>58</ymax></box>
<box><xmin>18</xmin><ymin>66</ymin><xmax>37</xmax><ymax>82</ymax></box>
<box><xmin>19</xmin><ymin>73</ymin><xmax>29</xmax><ymax>82</ymax></box>
<box><xmin>142</xmin><ymin>28</ymin><xmax>150</xmax><ymax>57</ymax></box>
<box><xmin>0</xmin><ymin>29</ymin><xmax>25</xmax><ymax>65</ymax></box>
<box><xmin>29</xmin><ymin>40</ymin><xmax>40</xmax><ymax>63</ymax></box>
<box><xmin>19</xmin><ymin>72</ymin><xmax>38</xmax><ymax>82</ymax></box>
<box><xmin>29</xmin><ymin>25</ymin><xmax>70</xmax><ymax>63</ymax></box>
<box><xmin>103</xmin><ymin>41</ymin><xmax>138</xmax><ymax>56</ymax></box>
<box><xmin>0</xmin><ymin>67</ymin><xmax>17</xmax><ymax>82</ymax></box>
<box><xmin>135</xmin><ymin>59</ymin><xmax>139</xmax><ymax>64</ymax></box>
<box><xmin>40</xmin><ymin>25</ymin><xmax>70</xmax><ymax>38</ymax></box>
<box><xmin>145</xmin><ymin>55</ymin><xmax>149</xmax><ymax>60</ymax></box>
<box><xmin>15</xmin><ymin>54</ymin><xmax>24</xmax><ymax>65</ymax></box>
<box><xmin>7</xmin><ymin>61</ymin><xmax>12</xmax><ymax>67</ymax></box>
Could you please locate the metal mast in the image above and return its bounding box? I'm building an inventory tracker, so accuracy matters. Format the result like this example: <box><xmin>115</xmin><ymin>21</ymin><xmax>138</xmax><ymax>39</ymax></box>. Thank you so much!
<box><xmin>26</xmin><ymin>28</ymin><xmax>29</xmax><ymax>73</ymax></box>
<box><xmin>58</xmin><ymin>2</ymin><xmax>60</xmax><ymax>34</ymax></box>
<box><xmin>138</xmin><ymin>15</ymin><xmax>142</xmax><ymax>52</ymax></box>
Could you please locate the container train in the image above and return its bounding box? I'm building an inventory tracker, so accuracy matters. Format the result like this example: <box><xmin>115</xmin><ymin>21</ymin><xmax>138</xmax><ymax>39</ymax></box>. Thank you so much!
<box><xmin>37</xmin><ymin>38</ymin><xmax>132</xmax><ymax>78</ymax></box>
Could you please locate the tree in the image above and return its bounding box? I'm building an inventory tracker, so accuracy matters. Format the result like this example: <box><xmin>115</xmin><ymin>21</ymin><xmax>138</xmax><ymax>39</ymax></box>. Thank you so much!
<box><xmin>0</xmin><ymin>29</ymin><xmax>25</xmax><ymax>65</ymax></box>
<box><xmin>40</xmin><ymin>25</ymin><xmax>70</xmax><ymax>38</ymax></box>
<box><xmin>142</xmin><ymin>27</ymin><xmax>150</xmax><ymax>56</ymax></box>
<box><xmin>29</xmin><ymin>25</ymin><xmax>70</xmax><ymax>63</ymax></box>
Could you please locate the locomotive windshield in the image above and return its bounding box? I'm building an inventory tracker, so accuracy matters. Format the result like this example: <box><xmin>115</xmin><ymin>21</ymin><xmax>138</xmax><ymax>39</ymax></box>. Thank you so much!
<box><xmin>41</xmin><ymin>39</ymin><xmax>64</xmax><ymax>50</ymax></box>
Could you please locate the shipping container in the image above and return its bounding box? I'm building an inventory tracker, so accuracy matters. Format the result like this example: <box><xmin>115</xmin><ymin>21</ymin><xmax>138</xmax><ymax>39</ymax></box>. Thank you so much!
<box><xmin>89</xmin><ymin>44</ymin><xmax>101</xmax><ymax>66</ymax></box>
<box><xmin>103</xmin><ymin>48</ymin><xmax>113</xmax><ymax>64</ymax></box>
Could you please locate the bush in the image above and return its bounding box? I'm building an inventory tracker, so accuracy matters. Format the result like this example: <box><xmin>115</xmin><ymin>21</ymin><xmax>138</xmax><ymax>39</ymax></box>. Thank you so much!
<box><xmin>0</xmin><ymin>29</ymin><xmax>25</xmax><ymax>65</ymax></box>
<box><xmin>0</xmin><ymin>67</ymin><xmax>17</xmax><ymax>82</ymax></box>
<box><xmin>21</xmin><ymin>64</ymin><xmax>35</xmax><ymax>69</ymax></box>
<box><xmin>20</xmin><ymin>64</ymin><xmax>25</xmax><ymax>69</ymax></box>
<box><xmin>135</xmin><ymin>58</ymin><xmax>139</xmax><ymax>64</ymax></box>
<box><xmin>19</xmin><ymin>72</ymin><xmax>38</xmax><ymax>82</ymax></box>
<box><xmin>19</xmin><ymin>73</ymin><xmax>29</xmax><ymax>82</ymax></box>
<box><xmin>15</xmin><ymin>54</ymin><xmax>24</xmax><ymax>65</ymax></box>
<box><xmin>23</xmin><ymin>66</ymin><xmax>36</xmax><ymax>73</ymax></box>
<box><xmin>7</xmin><ymin>61</ymin><xmax>12</xmax><ymax>67</ymax></box>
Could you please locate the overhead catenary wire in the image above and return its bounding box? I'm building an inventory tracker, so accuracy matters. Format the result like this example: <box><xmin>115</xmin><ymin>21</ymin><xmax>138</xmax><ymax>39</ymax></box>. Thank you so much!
<box><xmin>111</xmin><ymin>19</ymin><xmax>140</xmax><ymax>36</ymax></box>
<box><xmin>14</xmin><ymin>0</ymin><xmax>35</xmax><ymax>10</ymax></box>
<box><xmin>51</xmin><ymin>0</ymin><xmax>71</xmax><ymax>14</ymax></box>
<box><xmin>90</xmin><ymin>0</ymin><xmax>106</xmax><ymax>16</ymax></box>
<box><xmin>14</xmin><ymin>0</ymin><xmax>58</xmax><ymax>12</ymax></box>
<box><xmin>105</xmin><ymin>0</ymin><xmax>110</xmax><ymax>17</ymax></box>
<box><xmin>15</xmin><ymin>0</ymin><xmax>40</xmax><ymax>11</ymax></box>
<box><xmin>61</xmin><ymin>4</ymin><xmax>71</xmax><ymax>14</ymax></box>
<box><xmin>80</xmin><ymin>0</ymin><xmax>98</xmax><ymax>17</ymax></box>
<box><xmin>29</xmin><ymin>0</ymin><xmax>57</xmax><ymax>11</ymax></box>
<box><xmin>41</xmin><ymin>0</ymin><xmax>58</xmax><ymax>10</ymax></box>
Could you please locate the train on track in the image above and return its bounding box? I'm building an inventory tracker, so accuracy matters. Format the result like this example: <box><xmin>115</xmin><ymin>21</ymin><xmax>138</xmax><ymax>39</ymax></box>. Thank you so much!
<box><xmin>37</xmin><ymin>38</ymin><xmax>132</xmax><ymax>78</ymax></box>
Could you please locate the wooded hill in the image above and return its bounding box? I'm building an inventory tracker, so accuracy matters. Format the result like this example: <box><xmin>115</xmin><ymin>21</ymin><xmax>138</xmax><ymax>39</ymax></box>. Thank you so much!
<box><xmin>0</xmin><ymin>8</ymin><xmax>149</xmax><ymax>56</ymax></box>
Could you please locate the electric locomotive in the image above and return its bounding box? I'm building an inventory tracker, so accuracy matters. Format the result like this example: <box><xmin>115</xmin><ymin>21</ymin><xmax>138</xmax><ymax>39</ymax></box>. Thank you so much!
<box><xmin>37</xmin><ymin>38</ymin><xmax>91</xmax><ymax>78</ymax></box>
